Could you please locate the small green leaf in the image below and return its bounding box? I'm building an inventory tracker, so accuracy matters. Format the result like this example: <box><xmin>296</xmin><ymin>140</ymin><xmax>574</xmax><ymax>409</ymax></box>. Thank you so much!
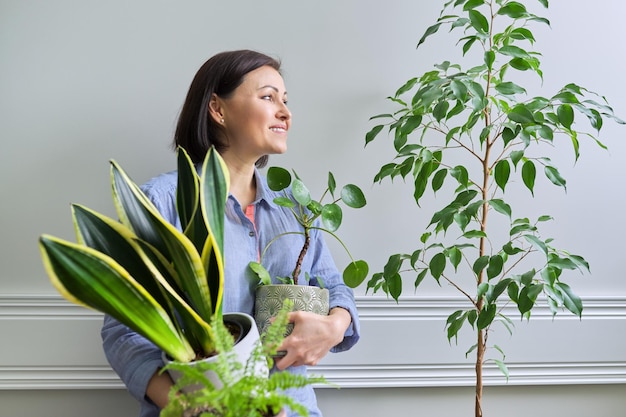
<box><xmin>267</xmin><ymin>167</ymin><xmax>291</xmax><ymax>191</ymax></box>
<box><xmin>414</xmin><ymin>269</ymin><xmax>428</xmax><ymax>289</ymax></box>
<box><xmin>477</xmin><ymin>303</ymin><xmax>496</xmax><ymax>329</ymax></box>
<box><xmin>494</xmin><ymin>160</ymin><xmax>510</xmax><ymax>191</ymax></box>
<box><xmin>557</xmin><ymin>282</ymin><xmax>583</xmax><ymax>317</ymax></box>
<box><xmin>429</xmin><ymin>252</ymin><xmax>446</xmax><ymax>280</ymax></box>
<box><xmin>557</xmin><ymin>104</ymin><xmax>574</xmax><ymax>128</ymax></box>
<box><xmin>433</xmin><ymin>101</ymin><xmax>450</xmax><ymax>122</ymax></box>
<box><xmin>383</xmin><ymin>254</ymin><xmax>402</xmax><ymax>277</ymax></box>
<box><xmin>341</xmin><ymin>184</ymin><xmax>367</xmax><ymax>208</ymax></box>
<box><xmin>495</xmin><ymin>81</ymin><xmax>526</xmax><ymax>95</ymax></box>
<box><xmin>432</xmin><ymin>168</ymin><xmax>448</xmax><ymax>192</ymax></box>
<box><xmin>446</xmin><ymin>246</ymin><xmax>463</xmax><ymax>270</ymax></box>
<box><xmin>343</xmin><ymin>260</ymin><xmax>369</xmax><ymax>288</ymax></box>
<box><xmin>321</xmin><ymin>203</ymin><xmax>342</xmax><ymax>232</ymax></box>
<box><xmin>386</xmin><ymin>272</ymin><xmax>402</xmax><ymax>301</ymax></box>
<box><xmin>365</xmin><ymin>125</ymin><xmax>384</xmax><ymax>145</ymax></box>
<box><xmin>327</xmin><ymin>172</ymin><xmax>337</xmax><ymax>197</ymax></box>
<box><xmin>450</xmin><ymin>80</ymin><xmax>468</xmax><ymax>101</ymax></box>
<box><xmin>446</xmin><ymin>309</ymin><xmax>466</xmax><ymax>342</ymax></box>
<box><xmin>494</xmin><ymin>359</ymin><xmax>510</xmax><ymax>380</ymax></box>
<box><xmin>509</xmin><ymin>105</ymin><xmax>535</xmax><ymax>124</ymax></box>
<box><xmin>499</xmin><ymin>45</ymin><xmax>531</xmax><ymax>59</ymax></box>
<box><xmin>545</xmin><ymin>166</ymin><xmax>567</xmax><ymax>190</ymax></box>
<box><xmin>248</xmin><ymin>261</ymin><xmax>272</xmax><ymax>286</ymax></box>
<box><xmin>509</xmin><ymin>57</ymin><xmax>531</xmax><ymax>71</ymax></box>
<box><xmin>489</xmin><ymin>199</ymin><xmax>512</xmax><ymax>218</ymax></box>
<box><xmin>273</xmin><ymin>196</ymin><xmax>295</xmax><ymax>208</ymax></box>
<box><xmin>524</xmin><ymin>234</ymin><xmax>548</xmax><ymax>256</ymax></box>
<box><xmin>292</xmin><ymin>179</ymin><xmax>311</xmax><ymax>206</ymax></box>
<box><xmin>473</xmin><ymin>255</ymin><xmax>489</xmax><ymax>275</ymax></box>
<box><xmin>417</xmin><ymin>23</ymin><xmax>442</xmax><ymax>48</ymax></box>
<box><xmin>450</xmin><ymin>165</ymin><xmax>469</xmax><ymax>187</ymax></box>
<box><xmin>497</xmin><ymin>2</ymin><xmax>527</xmax><ymax>18</ymax></box>
<box><xmin>510</xmin><ymin>150</ymin><xmax>524</xmax><ymax>167</ymax></box>
<box><xmin>484</xmin><ymin>50</ymin><xmax>495</xmax><ymax>70</ymax></box>
<box><xmin>468</xmin><ymin>9</ymin><xmax>489</xmax><ymax>33</ymax></box>
<box><xmin>463</xmin><ymin>230</ymin><xmax>487</xmax><ymax>239</ymax></box>
<box><xmin>486</xmin><ymin>255</ymin><xmax>504</xmax><ymax>280</ymax></box>
<box><xmin>521</xmin><ymin>160</ymin><xmax>536</xmax><ymax>195</ymax></box>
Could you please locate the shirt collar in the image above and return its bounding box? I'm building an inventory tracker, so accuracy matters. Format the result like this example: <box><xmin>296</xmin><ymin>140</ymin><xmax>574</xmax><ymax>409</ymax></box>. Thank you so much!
<box><xmin>253</xmin><ymin>167</ymin><xmax>280</xmax><ymax>210</ymax></box>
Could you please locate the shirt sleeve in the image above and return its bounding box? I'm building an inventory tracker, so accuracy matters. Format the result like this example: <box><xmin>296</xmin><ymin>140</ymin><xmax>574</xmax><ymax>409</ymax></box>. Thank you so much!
<box><xmin>101</xmin><ymin>315</ymin><xmax>164</xmax><ymax>403</ymax></box>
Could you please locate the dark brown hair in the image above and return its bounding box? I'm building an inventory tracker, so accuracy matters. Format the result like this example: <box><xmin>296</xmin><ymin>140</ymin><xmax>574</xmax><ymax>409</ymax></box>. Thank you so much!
<box><xmin>173</xmin><ymin>50</ymin><xmax>282</xmax><ymax>167</ymax></box>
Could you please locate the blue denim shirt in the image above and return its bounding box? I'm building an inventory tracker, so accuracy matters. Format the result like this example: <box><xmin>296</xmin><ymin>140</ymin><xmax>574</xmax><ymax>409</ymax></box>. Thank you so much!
<box><xmin>101</xmin><ymin>167</ymin><xmax>360</xmax><ymax>417</ymax></box>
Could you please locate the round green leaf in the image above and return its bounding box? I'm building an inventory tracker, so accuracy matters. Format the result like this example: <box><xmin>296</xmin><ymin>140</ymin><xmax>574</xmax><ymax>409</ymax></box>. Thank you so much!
<box><xmin>343</xmin><ymin>260</ymin><xmax>369</xmax><ymax>288</ymax></box>
<box><xmin>267</xmin><ymin>167</ymin><xmax>291</xmax><ymax>191</ymax></box>
<box><xmin>341</xmin><ymin>184</ymin><xmax>366</xmax><ymax>208</ymax></box>
<box><xmin>307</xmin><ymin>200</ymin><xmax>323</xmax><ymax>215</ymax></box>
<box><xmin>321</xmin><ymin>203</ymin><xmax>342</xmax><ymax>232</ymax></box>
<box><xmin>292</xmin><ymin>179</ymin><xmax>311</xmax><ymax>206</ymax></box>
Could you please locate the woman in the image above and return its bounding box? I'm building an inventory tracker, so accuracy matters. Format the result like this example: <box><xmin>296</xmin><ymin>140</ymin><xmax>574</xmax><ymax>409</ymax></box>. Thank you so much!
<box><xmin>101</xmin><ymin>50</ymin><xmax>360</xmax><ymax>417</ymax></box>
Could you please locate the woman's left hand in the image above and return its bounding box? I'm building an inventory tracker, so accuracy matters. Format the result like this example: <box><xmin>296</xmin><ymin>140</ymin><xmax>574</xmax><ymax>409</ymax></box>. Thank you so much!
<box><xmin>274</xmin><ymin>307</ymin><xmax>351</xmax><ymax>370</ymax></box>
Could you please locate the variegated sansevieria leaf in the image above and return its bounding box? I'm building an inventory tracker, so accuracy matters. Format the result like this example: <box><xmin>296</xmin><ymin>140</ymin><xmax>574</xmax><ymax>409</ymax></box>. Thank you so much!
<box><xmin>135</xmin><ymin>239</ymin><xmax>217</xmax><ymax>355</ymax></box>
<box><xmin>72</xmin><ymin>204</ymin><xmax>216</xmax><ymax>355</ymax></box>
<box><xmin>110</xmin><ymin>160</ymin><xmax>214</xmax><ymax>322</ymax></box>
<box><xmin>176</xmin><ymin>148</ymin><xmax>208</xmax><ymax>252</ymax></box>
<box><xmin>200</xmin><ymin>147</ymin><xmax>229</xmax><ymax>318</ymax></box>
<box><xmin>72</xmin><ymin>204</ymin><xmax>175</xmax><ymax>317</ymax></box>
<box><xmin>39</xmin><ymin>234</ymin><xmax>195</xmax><ymax>363</ymax></box>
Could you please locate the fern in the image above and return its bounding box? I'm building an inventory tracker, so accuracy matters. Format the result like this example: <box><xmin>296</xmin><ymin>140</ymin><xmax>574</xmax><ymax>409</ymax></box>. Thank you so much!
<box><xmin>161</xmin><ymin>300</ymin><xmax>328</xmax><ymax>417</ymax></box>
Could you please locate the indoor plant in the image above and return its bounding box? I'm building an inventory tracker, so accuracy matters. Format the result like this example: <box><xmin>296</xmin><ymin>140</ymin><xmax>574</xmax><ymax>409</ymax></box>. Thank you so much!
<box><xmin>161</xmin><ymin>299</ymin><xmax>327</xmax><ymax>417</ymax></box>
<box><xmin>363</xmin><ymin>1</ymin><xmax>624</xmax><ymax>416</ymax></box>
<box><xmin>249</xmin><ymin>167</ymin><xmax>369</xmax><ymax>333</ymax></box>
<box><xmin>39</xmin><ymin>147</ymin><xmax>261</xmax><ymax>378</ymax></box>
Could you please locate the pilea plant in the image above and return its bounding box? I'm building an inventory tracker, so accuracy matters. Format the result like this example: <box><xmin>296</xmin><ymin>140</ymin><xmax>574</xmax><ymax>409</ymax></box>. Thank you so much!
<box><xmin>364</xmin><ymin>1</ymin><xmax>623</xmax><ymax>416</ymax></box>
<box><xmin>249</xmin><ymin>166</ymin><xmax>368</xmax><ymax>288</ymax></box>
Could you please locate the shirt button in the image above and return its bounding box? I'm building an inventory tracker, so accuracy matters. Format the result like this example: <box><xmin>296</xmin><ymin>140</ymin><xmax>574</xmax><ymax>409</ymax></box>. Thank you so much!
<box><xmin>249</xmin><ymin>231</ymin><xmax>255</xmax><ymax>237</ymax></box>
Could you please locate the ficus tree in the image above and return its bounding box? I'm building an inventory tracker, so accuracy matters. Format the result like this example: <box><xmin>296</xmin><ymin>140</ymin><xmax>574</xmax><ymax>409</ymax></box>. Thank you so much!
<box><xmin>363</xmin><ymin>1</ymin><xmax>623</xmax><ymax>416</ymax></box>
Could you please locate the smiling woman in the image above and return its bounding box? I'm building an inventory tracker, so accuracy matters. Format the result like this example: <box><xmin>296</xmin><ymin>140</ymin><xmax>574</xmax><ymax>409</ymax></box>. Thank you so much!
<box><xmin>100</xmin><ymin>50</ymin><xmax>360</xmax><ymax>417</ymax></box>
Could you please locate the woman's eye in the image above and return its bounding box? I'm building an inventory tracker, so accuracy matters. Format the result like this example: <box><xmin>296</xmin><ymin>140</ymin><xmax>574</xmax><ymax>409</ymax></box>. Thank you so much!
<box><xmin>261</xmin><ymin>95</ymin><xmax>273</xmax><ymax>101</ymax></box>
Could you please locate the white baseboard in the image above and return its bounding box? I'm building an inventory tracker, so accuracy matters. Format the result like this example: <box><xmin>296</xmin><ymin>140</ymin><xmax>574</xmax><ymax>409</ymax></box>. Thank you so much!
<box><xmin>1</xmin><ymin>294</ymin><xmax>625</xmax><ymax>389</ymax></box>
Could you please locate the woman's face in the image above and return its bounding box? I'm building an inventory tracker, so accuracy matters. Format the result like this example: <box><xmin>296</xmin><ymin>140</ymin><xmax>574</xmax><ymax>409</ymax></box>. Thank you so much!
<box><xmin>216</xmin><ymin>65</ymin><xmax>291</xmax><ymax>164</ymax></box>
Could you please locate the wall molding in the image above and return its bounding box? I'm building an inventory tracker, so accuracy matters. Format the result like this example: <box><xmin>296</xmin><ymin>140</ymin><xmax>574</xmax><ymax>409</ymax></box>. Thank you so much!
<box><xmin>1</xmin><ymin>294</ymin><xmax>625</xmax><ymax>390</ymax></box>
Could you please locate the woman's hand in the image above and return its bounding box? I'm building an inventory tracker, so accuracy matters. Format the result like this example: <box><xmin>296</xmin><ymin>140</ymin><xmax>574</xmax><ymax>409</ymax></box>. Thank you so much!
<box><xmin>274</xmin><ymin>307</ymin><xmax>351</xmax><ymax>370</ymax></box>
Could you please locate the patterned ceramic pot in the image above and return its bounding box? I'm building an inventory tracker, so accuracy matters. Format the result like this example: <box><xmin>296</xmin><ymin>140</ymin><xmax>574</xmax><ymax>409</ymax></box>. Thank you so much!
<box><xmin>254</xmin><ymin>284</ymin><xmax>330</xmax><ymax>335</ymax></box>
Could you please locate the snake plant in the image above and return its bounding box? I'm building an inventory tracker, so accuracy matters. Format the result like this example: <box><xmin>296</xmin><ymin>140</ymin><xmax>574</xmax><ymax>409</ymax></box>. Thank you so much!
<box><xmin>39</xmin><ymin>146</ymin><xmax>229</xmax><ymax>363</ymax></box>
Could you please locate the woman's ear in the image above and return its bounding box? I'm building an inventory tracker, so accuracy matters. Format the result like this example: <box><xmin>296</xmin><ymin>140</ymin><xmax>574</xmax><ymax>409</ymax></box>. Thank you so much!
<box><xmin>208</xmin><ymin>94</ymin><xmax>225</xmax><ymax>125</ymax></box>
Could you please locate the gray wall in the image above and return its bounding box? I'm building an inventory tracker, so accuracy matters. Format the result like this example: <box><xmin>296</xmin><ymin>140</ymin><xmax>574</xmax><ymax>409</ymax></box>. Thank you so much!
<box><xmin>2</xmin><ymin>1</ymin><xmax>625</xmax><ymax>416</ymax></box>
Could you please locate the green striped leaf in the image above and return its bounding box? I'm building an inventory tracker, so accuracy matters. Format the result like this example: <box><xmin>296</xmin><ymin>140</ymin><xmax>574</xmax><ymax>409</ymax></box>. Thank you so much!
<box><xmin>111</xmin><ymin>159</ymin><xmax>213</xmax><ymax>321</ymax></box>
<box><xmin>39</xmin><ymin>235</ymin><xmax>195</xmax><ymax>363</ymax></box>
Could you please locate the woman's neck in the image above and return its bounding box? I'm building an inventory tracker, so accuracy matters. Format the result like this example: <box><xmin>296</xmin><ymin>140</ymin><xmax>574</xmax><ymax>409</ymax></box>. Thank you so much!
<box><xmin>222</xmin><ymin>155</ymin><xmax>257</xmax><ymax>208</ymax></box>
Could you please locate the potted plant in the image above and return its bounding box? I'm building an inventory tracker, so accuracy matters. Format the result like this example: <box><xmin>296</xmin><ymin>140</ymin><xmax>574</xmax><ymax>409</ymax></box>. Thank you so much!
<box><xmin>249</xmin><ymin>167</ymin><xmax>369</xmax><ymax>334</ymax></box>
<box><xmin>39</xmin><ymin>147</ymin><xmax>263</xmax><ymax>386</ymax></box>
<box><xmin>161</xmin><ymin>299</ymin><xmax>327</xmax><ymax>417</ymax></box>
<box><xmin>363</xmin><ymin>1</ymin><xmax>624</xmax><ymax>416</ymax></box>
